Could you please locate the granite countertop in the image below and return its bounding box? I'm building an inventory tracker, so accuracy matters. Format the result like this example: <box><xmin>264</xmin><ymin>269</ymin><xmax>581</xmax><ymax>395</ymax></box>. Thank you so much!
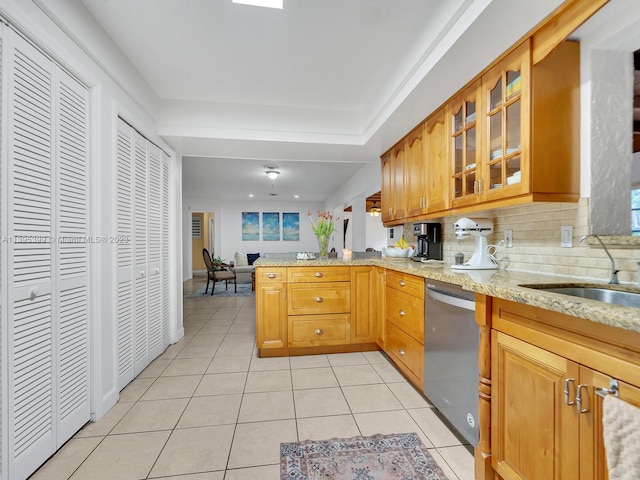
<box><xmin>254</xmin><ymin>257</ymin><xmax>640</xmax><ymax>333</ymax></box>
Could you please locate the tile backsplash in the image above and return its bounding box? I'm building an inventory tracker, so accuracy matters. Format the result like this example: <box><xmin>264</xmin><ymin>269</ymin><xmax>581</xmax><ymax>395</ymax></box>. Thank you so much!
<box><xmin>403</xmin><ymin>199</ymin><xmax>640</xmax><ymax>284</ymax></box>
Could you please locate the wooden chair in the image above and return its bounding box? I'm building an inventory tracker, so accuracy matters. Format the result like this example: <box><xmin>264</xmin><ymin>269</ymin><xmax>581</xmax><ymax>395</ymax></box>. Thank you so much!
<box><xmin>202</xmin><ymin>248</ymin><xmax>237</xmax><ymax>294</ymax></box>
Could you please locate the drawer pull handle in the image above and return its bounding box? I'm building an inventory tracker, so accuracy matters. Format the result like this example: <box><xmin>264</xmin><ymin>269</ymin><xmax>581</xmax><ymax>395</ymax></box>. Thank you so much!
<box><xmin>314</xmin><ymin>329</ymin><xmax>324</xmax><ymax>335</ymax></box>
<box><xmin>576</xmin><ymin>384</ymin><xmax>590</xmax><ymax>414</ymax></box>
<box><xmin>315</xmin><ymin>297</ymin><xmax>323</xmax><ymax>303</ymax></box>
<box><xmin>399</xmin><ymin>309</ymin><xmax>405</xmax><ymax>316</ymax></box>
<box><xmin>267</xmin><ymin>273</ymin><xmax>276</xmax><ymax>279</ymax></box>
<box><xmin>314</xmin><ymin>272</ymin><xmax>323</xmax><ymax>277</ymax></box>
<box><xmin>564</xmin><ymin>378</ymin><xmax>575</xmax><ymax>406</ymax></box>
<box><xmin>399</xmin><ymin>280</ymin><xmax>405</xmax><ymax>286</ymax></box>
<box><xmin>399</xmin><ymin>349</ymin><xmax>406</xmax><ymax>356</ymax></box>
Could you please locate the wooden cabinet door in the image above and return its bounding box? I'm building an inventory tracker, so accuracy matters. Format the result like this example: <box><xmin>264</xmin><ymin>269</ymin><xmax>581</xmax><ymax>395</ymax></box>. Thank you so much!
<box><xmin>350</xmin><ymin>266</ymin><xmax>378</xmax><ymax>344</ymax></box>
<box><xmin>579</xmin><ymin>368</ymin><xmax>640</xmax><ymax>480</ymax></box>
<box><xmin>380</xmin><ymin>151</ymin><xmax>394</xmax><ymax>224</ymax></box>
<box><xmin>405</xmin><ymin>124</ymin><xmax>427</xmax><ymax>218</ymax></box>
<box><xmin>449</xmin><ymin>80</ymin><xmax>481</xmax><ymax>208</ymax></box>
<box><xmin>392</xmin><ymin>142</ymin><xmax>406</xmax><ymax>220</ymax></box>
<box><xmin>425</xmin><ymin>107</ymin><xmax>448</xmax><ymax>213</ymax></box>
<box><xmin>480</xmin><ymin>39</ymin><xmax>530</xmax><ymax>202</ymax></box>
<box><xmin>492</xmin><ymin>331</ymin><xmax>580</xmax><ymax>480</ymax></box>
<box><xmin>256</xmin><ymin>268</ymin><xmax>287</xmax><ymax>350</ymax></box>
<box><xmin>375</xmin><ymin>267</ymin><xmax>386</xmax><ymax>348</ymax></box>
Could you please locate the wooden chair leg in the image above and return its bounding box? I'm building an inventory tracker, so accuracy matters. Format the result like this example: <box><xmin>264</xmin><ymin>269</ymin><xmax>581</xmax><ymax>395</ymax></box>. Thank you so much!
<box><xmin>211</xmin><ymin>276</ymin><xmax>216</xmax><ymax>295</ymax></box>
<box><xmin>205</xmin><ymin>275</ymin><xmax>210</xmax><ymax>294</ymax></box>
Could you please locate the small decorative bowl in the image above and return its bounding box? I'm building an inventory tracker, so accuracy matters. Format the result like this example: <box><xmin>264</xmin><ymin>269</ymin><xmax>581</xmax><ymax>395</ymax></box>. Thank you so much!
<box><xmin>384</xmin><ymin>247</ymin><xmax>409</xmax><ymax>258</ymax></box>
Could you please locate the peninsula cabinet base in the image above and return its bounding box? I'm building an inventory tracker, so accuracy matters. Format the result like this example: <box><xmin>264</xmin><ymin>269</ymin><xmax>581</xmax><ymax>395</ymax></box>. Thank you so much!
<box><xmin>258</xmin><ymin>343</ymin><xmax>380</xmax><ymax>358</ymax></box>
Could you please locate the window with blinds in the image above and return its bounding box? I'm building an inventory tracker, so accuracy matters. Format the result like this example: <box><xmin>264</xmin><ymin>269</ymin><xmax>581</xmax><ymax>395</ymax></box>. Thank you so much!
<box><xmin>192</xmin><ymin>215</ymin><xmax>202</xmax><ymax>238</ymax></box>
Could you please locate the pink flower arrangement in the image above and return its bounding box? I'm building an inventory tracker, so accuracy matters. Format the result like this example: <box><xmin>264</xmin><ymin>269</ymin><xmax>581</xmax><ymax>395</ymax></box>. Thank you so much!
<box><xmin>307</xmin><ymin>210</ymin><xmax>337</xmax><ymax>237</ymax></box>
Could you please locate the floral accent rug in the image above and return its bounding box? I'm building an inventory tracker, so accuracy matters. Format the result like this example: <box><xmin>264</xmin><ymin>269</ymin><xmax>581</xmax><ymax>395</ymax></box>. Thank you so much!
<box><xmin>280</xmin><ymin>432</ymin><xmax>449</xmax><ymax>480</ymax></box>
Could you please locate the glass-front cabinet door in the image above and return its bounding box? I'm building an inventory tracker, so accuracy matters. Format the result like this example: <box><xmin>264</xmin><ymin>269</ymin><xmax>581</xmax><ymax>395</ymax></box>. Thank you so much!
<box><xmin>450</xmin><ymin>80</ymin><xmax>481</xmax><ymax>208</ymax></box>
<box><xmin>481</xmin><ymin>40</ymin><xmax>530</xmax><ymax>201</ymax></box>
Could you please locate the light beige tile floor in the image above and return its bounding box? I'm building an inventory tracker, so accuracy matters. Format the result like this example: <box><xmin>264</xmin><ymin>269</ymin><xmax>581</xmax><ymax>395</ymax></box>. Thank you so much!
<box><xmin>29</xmin><ymin>277</ymin><xmax>474</xmax><ymax>480</ymax></box>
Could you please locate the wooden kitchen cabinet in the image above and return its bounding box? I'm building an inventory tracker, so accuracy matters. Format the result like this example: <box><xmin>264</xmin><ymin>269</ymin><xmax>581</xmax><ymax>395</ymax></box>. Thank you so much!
<box><xmin>350</xmin><ymin>266</ymin><xmax>380</xmax><ymax>344</ymax></box>
<box><xmin>255</xmin><ymin>267</ymin><xmax>287</xmax><ymax>350</ymax></box>
<box><xmin>287</xmin><ymin>266</ymin><xmax>351</xmax><ymax>348</ymax></box>
<box><xmin>489</xmin><ymin>298</ymin><xmax>640</xmax><ymax>480</ymax></box>
<box><xmin>405</xmin><ymin>123</ymin><xmax>427</xmax><ymax>218</ymax></box>
<box><xmin>380</xmin><ymin>142</ymin><xmax>405</xmax><ymax>225</ymax></box>
<box><xmin>450</xmin><ymin>79</ymin><xmax>481</xmax><ymax>208</ymax></box>
<box><xmin>424</xmin><ymin>106</ymin><xmax>449</xmax><ymax>213</ymax></box>
<box><xmin>384</xmin><ymin>271</ymin><xmax>424</xmax><ymax>388</ymax></box>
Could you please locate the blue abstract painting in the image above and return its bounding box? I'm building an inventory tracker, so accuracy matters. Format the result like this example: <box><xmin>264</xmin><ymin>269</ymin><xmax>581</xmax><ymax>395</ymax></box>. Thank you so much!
<box><xmin>262</xmin><ymin>212</ymin><xmax>280</xmax><ymax>241</ymax></box>
<box><xmin>282</xmin><ymin>212</ymin><xmax>300</xmax><ymax>241</ymax></box>
<box><xmin>241</xmin><ymin>212</ymin><xmax>259</xmax><ymax>241</ymax></box>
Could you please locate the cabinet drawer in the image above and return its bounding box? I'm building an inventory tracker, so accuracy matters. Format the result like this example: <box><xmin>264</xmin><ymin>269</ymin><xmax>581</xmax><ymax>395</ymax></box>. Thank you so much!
<box><xmin>386</xmin><ymin>287</ymin><xmax>424</xmax><ymax>342</ymax></box>
<box><xmin>256</xmin><ymin>267</ymin><xmax>286</xmax><ymax>282</ymax></box>
<box><xmin>288</xmin><ymin>266</ymin><xmax>350</xmax><ymax>283</ymax></box>
<box><xmin>385</xmin><ymin>270</ymin><xmax>424</xmax><ymax>299</ymax></box>
<box><xmin>385</xmin><ymin>322</ymin><xmax>423</xmax><ymax>383</ymax></box>
<box><xmin>288</xmin><ymin>314</ymin><xmax>350</xmax><ymax>347</ymax></box>
<box><xmin>288</xmin><ymin>282</ymin><xmax>350</xmax><ymax>315</ymax></box>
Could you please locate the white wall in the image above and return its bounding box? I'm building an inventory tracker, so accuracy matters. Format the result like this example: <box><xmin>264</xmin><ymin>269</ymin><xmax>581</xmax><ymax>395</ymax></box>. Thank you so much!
<box><xmin>182</xmin><ymin>198</ymin><xmax>326</xmax><ymax>279</ymax></box>
<box><xmin>3</xmin><ymin>0</ymin><xmax>182</xmax><ymax>422</ymax></box>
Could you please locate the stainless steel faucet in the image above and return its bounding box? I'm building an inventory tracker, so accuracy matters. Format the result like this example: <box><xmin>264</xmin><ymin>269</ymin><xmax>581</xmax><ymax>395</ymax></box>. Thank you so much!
<box><xmin>579</xmin><ymin>234</ymin><xmax>619</xmax><ymax>284</ymax></box>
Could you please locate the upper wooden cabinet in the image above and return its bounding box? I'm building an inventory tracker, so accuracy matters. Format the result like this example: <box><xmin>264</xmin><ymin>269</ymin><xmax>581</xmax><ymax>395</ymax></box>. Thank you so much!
<box><xmin>450</xmin><ymin>80</ymin><xmax>482</xmax><ymax>208</ymax></box>
<box><xmin>405</xmin><ymin>123</ymin><xmax>427</xmax><ymax>218</ymax></box>
<box><xmin>424</xmin><ymin>107</ymin><xmax>449</xmax><ymax>213</ymax></box>
<box><xmin>452</xmin><ymin>38</ymin><xmax>579</xmax><ymax>209</ymax></box>
<box><xmin>381</xmin><ymin>38</ymin><xmax>580</xmax><ymax>225</ymax></box>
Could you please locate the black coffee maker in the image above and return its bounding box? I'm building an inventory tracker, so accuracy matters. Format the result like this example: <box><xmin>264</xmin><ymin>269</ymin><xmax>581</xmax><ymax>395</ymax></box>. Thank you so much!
<box><xmin>412</xmin><ymin>223</ymin><xmax>442</xmax><ymax>261</ymax></box>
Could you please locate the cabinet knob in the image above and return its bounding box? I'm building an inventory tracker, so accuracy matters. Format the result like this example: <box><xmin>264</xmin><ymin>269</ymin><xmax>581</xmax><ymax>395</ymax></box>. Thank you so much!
<box><xmin>399</xmin><ymin>280</ymin><xmax>405</xmax><ymax>286</ymax></box>
<box><xmin>315</xmin><ymin>297</ymin><xmax>323</xmax><ymax>303</ymax></box>
<box><xmin>267</xmin><ymin>273</ymin><xmax>276</xmax><ymax>279</ymax></box>
<box><xmin>314</xmin><ymin>329</ymin><xmax>324</xmax><ymax>335</ymax></box>
<box><xmin>399</xmin><ymin>309</ymin><xmax>405</xmax><ymax>317</ymax></box>
<box><xmin>314</xmin><ymin>272</ymin><xmax>323</xmax><ymax>277</ymax></box>
<box><xmin>398</xmin><ymin>349</ymin><xmax>406</xmax><ymax>356</ymax></box>
<box><xmin>30</xmin><ymin>288</ymin><xmax>38</xmax><ymax>300</ymax></box>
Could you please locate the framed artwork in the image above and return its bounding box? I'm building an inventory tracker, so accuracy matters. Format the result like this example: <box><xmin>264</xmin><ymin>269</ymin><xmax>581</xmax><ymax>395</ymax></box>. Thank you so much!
<box><xmin>262</xmin><ymin>212</ymin><xmax>280</xmax><ymax>241</ymax></box>
<box><xmin>282</xmin><ymin>212</ymin><xmax>300</xmax><ymax>241</ymax></box>
<box><xmin>241</xmin><ymin>212</ymin><xmax>259</xmax><ymax>241</ymax></box>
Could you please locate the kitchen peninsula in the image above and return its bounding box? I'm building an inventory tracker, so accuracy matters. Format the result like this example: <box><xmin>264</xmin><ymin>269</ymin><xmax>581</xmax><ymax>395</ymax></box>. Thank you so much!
<box><xmin>255</xmin><ymin>257</ymin><xmax>640</xmax><ymax>480</ymax></box>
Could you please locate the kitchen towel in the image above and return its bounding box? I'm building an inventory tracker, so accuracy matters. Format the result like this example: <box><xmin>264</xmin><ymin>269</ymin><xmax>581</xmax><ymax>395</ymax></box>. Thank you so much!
<box><xmin>602</xmin><ymin>395</ymin><xmax>640</xmax><ymax>480</ymax></box>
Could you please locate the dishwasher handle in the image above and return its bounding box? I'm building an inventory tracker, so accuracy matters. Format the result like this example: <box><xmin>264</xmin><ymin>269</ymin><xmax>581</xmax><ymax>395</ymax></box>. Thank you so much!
<box><xmin>426</xmin><ymin>287</ymin><xmax>475</xmax><ymax>311</ymax></box>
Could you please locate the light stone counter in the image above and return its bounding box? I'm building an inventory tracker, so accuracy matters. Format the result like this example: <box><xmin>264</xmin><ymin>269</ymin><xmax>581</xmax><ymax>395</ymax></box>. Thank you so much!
<box><xmin>254</xmin><ymin>257</ymin><xmax>640</xmax><ymax>333</ymax></box>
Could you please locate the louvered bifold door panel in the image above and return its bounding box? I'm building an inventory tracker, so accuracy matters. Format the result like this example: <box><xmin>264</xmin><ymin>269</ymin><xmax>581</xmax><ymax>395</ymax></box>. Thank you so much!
<box><xmin>116</xmin><ymin>119</ymin><xmax>134</xmax><ymax>389</ymax></box>
<box><xmin>147</xmin><ymin>144</ymin><xmax>163</xmax><ymax>359</ymax></box>
<box><xmin>133</xmin><ymin>132</ymin><xmax>148</xmax><ymax>375</ymax></box>
<box><xmin>7</xmin><ymin>32</ymin><xmax>55</xmax><ymax>479</ymax></box>
<box><xmin>54</xmin><ymin>69</ymin><xmax>90</xmax><ymax>444</ymax></box>
<box><xmin>161</xmin><ymin>156</ymin><xmax>170</xmax><ymax>347</ymax></box>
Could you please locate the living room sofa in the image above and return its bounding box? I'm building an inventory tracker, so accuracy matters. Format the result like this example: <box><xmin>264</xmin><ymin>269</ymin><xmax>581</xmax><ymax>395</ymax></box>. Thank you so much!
<box><xmin>231</xmin><ymin>252</ymin><xmax>299</xmax><ymax>283</ymax></box>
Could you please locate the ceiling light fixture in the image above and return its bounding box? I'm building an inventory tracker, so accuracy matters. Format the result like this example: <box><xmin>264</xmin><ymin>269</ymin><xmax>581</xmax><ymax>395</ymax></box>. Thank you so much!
<box><xmin>369</xmin><ymin>201</ymin><xmax>381</xmax><ymax>217</ymax></box>
<box><xmin>265</xmin><ymin>166</ymin><xmax>280</xmax><ymax>180</ymax></box>
<box><xmin>232</xmin><ymin>0</ymin><xmax>283</xmax><ymax>9</ymax></box>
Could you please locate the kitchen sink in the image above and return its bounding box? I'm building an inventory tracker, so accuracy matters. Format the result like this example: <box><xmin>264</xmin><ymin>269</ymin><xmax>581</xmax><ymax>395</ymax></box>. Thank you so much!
<box><xmin>521</xmin><ymin>284</ymin><xmax>640</xmax><ymax>309</ymax></box>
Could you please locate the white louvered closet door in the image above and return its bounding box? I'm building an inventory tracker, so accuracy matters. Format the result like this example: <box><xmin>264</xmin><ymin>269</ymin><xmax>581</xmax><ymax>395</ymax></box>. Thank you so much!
<box><xmin>161</xmin><ymin>154</ymin><xmax>171</xmax><ymax>347</ymax></box>
<box><xmin>7</xmin><ymin>31</ymin><xmax>55</xmax><ymax>480</ymax></box>
<box><xmin>115</xmin><ymin>119</ymin><xmax>134</xmax><ymax>389</ymax></box>
<box><xmin>147</xmin><ymin>144</ymin><xmax>163</xmax><ymax>359</ymax></box>
<box><xmin>133</xmin><ymin>132</ymin><xmax>148</xmax><ymax>375</ymax></box>
<box><xmin>54</xmin><ymin>69</ymin><xmax>90</xmax><ymax>444</ymax></box>
<box><xmin>5</xmin><ymin>29</ymin><xmax>90</xmax><ymax>480</ymax></box>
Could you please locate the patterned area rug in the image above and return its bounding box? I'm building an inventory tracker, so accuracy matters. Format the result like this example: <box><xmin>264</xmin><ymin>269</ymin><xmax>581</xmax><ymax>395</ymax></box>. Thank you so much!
<box><xmin>280</xmin><ymin>432</ymin><xmax>448</xmax><ymax>480</ymax></box>
<box><xmin>186</xmin><ymin>282</ymin><xmax>254</xmax><ymax>298</ymax></box>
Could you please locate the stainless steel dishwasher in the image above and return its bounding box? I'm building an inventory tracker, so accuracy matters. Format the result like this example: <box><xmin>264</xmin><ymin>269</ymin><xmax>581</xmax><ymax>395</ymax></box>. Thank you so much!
<box><xmin>423</xmin><ymin>280</ymin><xmax>479</xmax><ymax>446</ymax></box>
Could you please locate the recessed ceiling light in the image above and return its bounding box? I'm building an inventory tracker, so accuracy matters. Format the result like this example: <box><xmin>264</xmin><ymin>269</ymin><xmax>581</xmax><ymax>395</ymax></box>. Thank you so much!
<box><xmin>249</xmin><ymin>194</ymin><xmax>254</xmax><ymax>197</ymax></box>
<box><xmin>232</xmin><ymin>0</ymin><xmax>283</xmax><ymax>9</ymax></box>
<box><xmin>294</xmin><ymin>195</ymin><xmax>299</xmax><ymax>198</ymax></box>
